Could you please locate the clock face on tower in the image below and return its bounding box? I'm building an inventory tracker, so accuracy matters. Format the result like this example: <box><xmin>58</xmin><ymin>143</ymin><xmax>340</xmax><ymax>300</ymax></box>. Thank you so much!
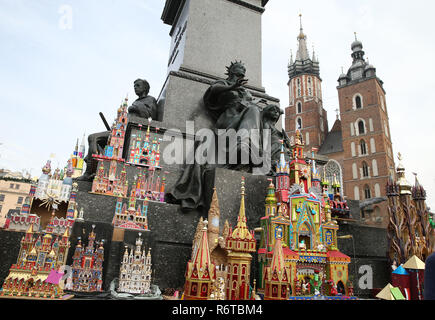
<box><xmin>211</xmin><ymin>217</ymin><xmax>219</xmax><ymax>228</ymax></box>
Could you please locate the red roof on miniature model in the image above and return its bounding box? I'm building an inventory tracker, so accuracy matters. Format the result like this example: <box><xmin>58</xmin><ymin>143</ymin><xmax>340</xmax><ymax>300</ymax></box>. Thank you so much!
<box><xmin>117</xmin><ymin>221</ymin><xmax>147</xmax><ymax>231</ymax></box>
<box><xmin>327</xmin><ymin>250</ymin><xmax>350</xmax><ymax>261</ymax></box>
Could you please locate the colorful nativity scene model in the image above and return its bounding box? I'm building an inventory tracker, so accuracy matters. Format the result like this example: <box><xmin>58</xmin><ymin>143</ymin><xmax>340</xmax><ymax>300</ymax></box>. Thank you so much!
<box><xmin>0</xmin><ymin>222</ymin><xmax>73</xmax><ymax>300</ymax></box>
<box><xmin>258</xmin><ymin>134</ymin><xmax>354</xmax><ymax>300</ymax></box>
<box><xmin>1</xmin><ymin>0</ymin><xmax>434</xmax><ymax>302</ymax></box>
<box><xmin>181</xmin><ymin>133</ymin><xmax>356</xmax><ymax>300</ymax></box>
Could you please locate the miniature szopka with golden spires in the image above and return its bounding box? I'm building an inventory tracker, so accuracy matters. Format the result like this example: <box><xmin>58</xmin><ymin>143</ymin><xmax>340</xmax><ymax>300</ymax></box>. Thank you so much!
<box><xmin>183</xmin><ymin>220</ymin><xmax>216</xmax><ymax>300</ymax></box>
<box><xmin>257</xmin><ymin>131</ymin><xmax>354</xmax><ymax>299</ymax></box>
<box><xmin>0</xmin><ymin>221</ymin><xmax>71</xmax><ymax>300</ymax></box>
<box><xmin>70</xmin><ymin>225</ymin><xmax>104</xmax><ymax>292</ymax></box>
<box><xmin>91</xmin><ymin>160</ymin><xmax>128</xmax><ymax>197</ymax></box>
<box><xmin>187</xmin><ymin>179</ymin><xmax>257</xmax><ymax>300</ymax></box>
<box><xmin>225</xmin><ymin>177</ymin><xmax>256</xmax><ymax>300</ymax></box>
<box><xmin>112</xmin><ymin>189</ymin><xmax>150</xmax><ymax>231</ymax></box>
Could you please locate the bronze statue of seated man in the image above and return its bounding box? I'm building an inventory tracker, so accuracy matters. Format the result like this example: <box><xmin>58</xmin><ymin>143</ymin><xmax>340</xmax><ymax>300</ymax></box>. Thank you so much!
<box><xmin>76</xmin><ymin>79</ymin><xmax>158</xmax><ymax>181</ymax></box>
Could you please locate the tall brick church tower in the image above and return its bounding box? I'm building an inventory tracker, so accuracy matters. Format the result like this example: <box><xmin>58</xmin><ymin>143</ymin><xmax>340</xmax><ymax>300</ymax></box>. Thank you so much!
<box><xmin>336</xmin><ymin>35</ymin><xmax>396</xmax><ymax>227</ymax></box>
<box><xmin>285</xmin><ymin>15</ymin><xmax>328</xmax><ymax>152</ymax></box>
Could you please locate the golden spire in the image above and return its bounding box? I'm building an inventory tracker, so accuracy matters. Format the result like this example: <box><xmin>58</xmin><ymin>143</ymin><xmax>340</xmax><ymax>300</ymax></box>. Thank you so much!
<box><xmin>229</xmin><ymin>177</ymin><xmax>255</xmax><ymax>243</ymax></box>
<box><xmin>233</xmin><ymin>177</ymin><xmax>247</xmax><ymax>234</ymax></box>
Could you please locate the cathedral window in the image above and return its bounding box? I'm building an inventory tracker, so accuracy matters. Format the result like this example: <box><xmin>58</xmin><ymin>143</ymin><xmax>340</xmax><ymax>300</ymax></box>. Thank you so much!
<box><xmin>357</xmin><ymin>120</ymin><xmax>365</xmax><ymax>135</ymax></box>
<box><xmin>355</xmin><ymin>96</ymin><xmax>362</xmax><ymax>109</ymax></box>
<box><xmin>296</xmin><ymin>117</ymin><xmax>302</xmax><ymax>130</ymax></box>
<box><xmin>364</xmin><ymin>185</ymin><xmax>372</xmax><ymax>199</ymax></box>
<box><xmin>362</xmin><ymin>162</ymin><xmax>369</xmax><ymax>178</ymax></box>
<box><xmin>297</xmin><ymin>102</ymin><xmax>302</xmax><ymax>114</ymax></box>
<box><xmin>307</xmin><ymin>77</ymin><xmax>313</xmax><ymax>96</ymax></box>
<box><xmin>317</xmin><ymin>80</ymin><xmax>321</xmax><ymax>99</ymax></box>
<box><xmin>359</xmin><ymin>140</ymin><xmax>367</xmax><ymax>155</ymax></box>
<box><xmin>297</xmin><ymin>79</ymin><xmax>301</xmax><ymax>97</ymax></box>
<box><xmin>325</xmin><ymin>159</ymin><xmax>344</xmax><ymax>195</ymax></box>
<box><xmin>353</xmin><ymin>94</ymin><xmax>363</xmax><ymax>109</ymax></box>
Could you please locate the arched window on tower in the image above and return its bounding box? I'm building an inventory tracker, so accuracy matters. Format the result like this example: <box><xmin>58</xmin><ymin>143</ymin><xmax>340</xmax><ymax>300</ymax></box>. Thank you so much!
<box><xmin>297</xmin><ymin>102</ymin><xmax>302</xmax><ymax>114</ymax></box>
<box><xmin>297</xmin><ymin>79</ymin><xmax>302</xmax><ymax>97</ymax></box>
<box><xmin>360</xmin><ymin>139</ymin><xmax>367</xmax><ymax>155</ymax></box>
<box><xmin>296</xmin><ymin>117</ymin><xmax>302</xmax><ymax>130</ymax></box>
<box><xmin>355</xmin><ymin>95</ymin><xmax>362</xmax><ymax>109</ymax></box>
<box><xmin>307</xmin><ymin>77</ymin><xmax>313</xmax><ymax>96</ymax></box>
<box><xmin>364</xmin><ymin>185</ymin><xmax>372</xmax><ymax>199</ymax></box>
<box><xmin>358</xmin><ymin>120</ymin><xmax>365</xmax><ymax>135</ymax></box>
<box><xmin>362</xmin><ymin>161</ymin><xmax>369</xmax><ymax>178</ymax></box>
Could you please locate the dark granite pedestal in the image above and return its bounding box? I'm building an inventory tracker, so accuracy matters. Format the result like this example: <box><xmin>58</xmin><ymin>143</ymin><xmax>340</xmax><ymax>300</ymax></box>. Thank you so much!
<box><xmin>337</xmin><ymin>223</ymin><xmax>390</xmax><ymax>298</ymax></box>
<box><xmin>73</xmin><ymin>165</ymin><xmax>271</xmax><ymax>291</ymax></box>
<box><xmin>0</xmin><ymin>166</ymin><xmax>391</xmax><ymax>296</ymax></box>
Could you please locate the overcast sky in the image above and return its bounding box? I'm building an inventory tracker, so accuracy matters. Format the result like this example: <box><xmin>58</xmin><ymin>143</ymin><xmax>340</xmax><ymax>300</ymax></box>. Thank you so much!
<box><xmin>0</xmin><ymin>0</ymin><xmax>434</xmax><ymax>210</ymax></box>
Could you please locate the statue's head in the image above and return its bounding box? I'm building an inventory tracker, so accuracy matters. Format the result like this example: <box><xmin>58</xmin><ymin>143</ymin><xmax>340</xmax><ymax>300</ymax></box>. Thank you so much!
<box><xmin>263</xmin><ymin>104</ymin><xmax>283</xmax><ymax>123</ymax></box>
<box><xmin>225</xmin><ymin>61</ymin><xmax>246</xmax><ymax>80</ymax></box>
<box><xmin>134</xmin><ymin>79</ymin><xmax>150</xmax><ymax>97</ymax></box>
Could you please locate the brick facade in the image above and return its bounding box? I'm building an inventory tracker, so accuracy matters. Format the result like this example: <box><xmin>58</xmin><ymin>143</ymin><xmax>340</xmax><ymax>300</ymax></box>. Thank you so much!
<box><xmin>285</xmin><ymin>74</ymin><xmax>328</xmax><ymax>152</ymax></box>
<box><xmin>337</xmin><ymin>77</ymin><xmax>395</xmax><ymax>227</ymax></box>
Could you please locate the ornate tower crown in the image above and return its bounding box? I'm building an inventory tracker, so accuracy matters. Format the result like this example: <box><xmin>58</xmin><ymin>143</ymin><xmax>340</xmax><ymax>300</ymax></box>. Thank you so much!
<box><xmin>288</xmin><ymin>14</ymin><xmax>320</xmax><ymax>79</ymax></box>
<box><xmin>339</xmin><ymin>33</ymin><xmax>379</xmax><ymax>86</ymax></box>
